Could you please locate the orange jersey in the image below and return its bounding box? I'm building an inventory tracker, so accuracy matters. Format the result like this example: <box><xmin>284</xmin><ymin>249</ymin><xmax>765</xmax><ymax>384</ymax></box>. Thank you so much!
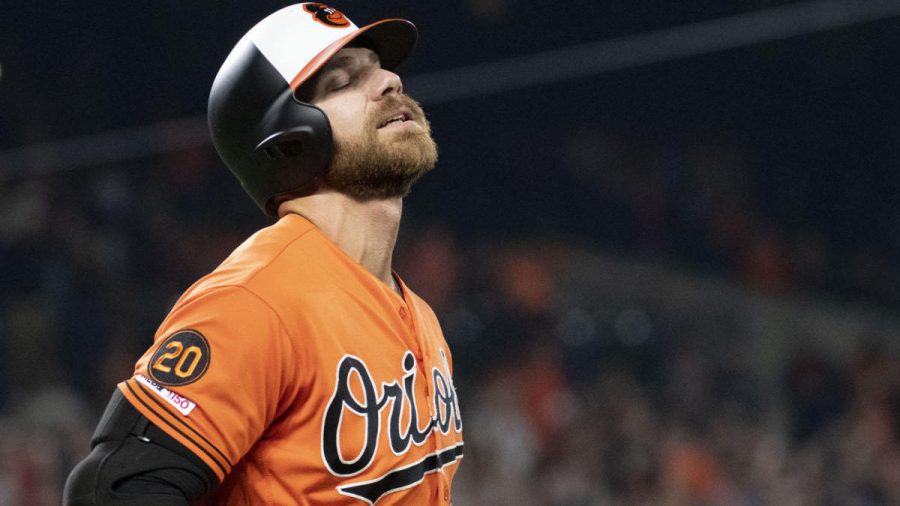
<box><xmin>118</xmin><ymin>214</ymin><xmax>464</xmax><ymax>505</ymax></box>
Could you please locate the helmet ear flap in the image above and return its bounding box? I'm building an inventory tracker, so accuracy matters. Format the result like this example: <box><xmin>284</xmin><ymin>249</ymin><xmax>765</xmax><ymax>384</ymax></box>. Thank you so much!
<box><xmin>250</xmin><ymin>104</ymin><xmax>333</xmax><ymax>215</ymax></box>
<box><xmin>256</xmin><ymin>127</ymin><xmax>315</xmax><ymax>160</ymax></box>
<box><xmin>255</xmin><ymin>126</ymin><xmax>325</xmax><ymax>217</ymax></box>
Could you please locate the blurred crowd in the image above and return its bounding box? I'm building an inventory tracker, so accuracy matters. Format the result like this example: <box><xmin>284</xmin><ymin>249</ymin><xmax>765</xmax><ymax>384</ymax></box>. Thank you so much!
<box><xmin>407</xmin><ymin>233</ymin><xmax>900</xmax><ymax>505</ymax></box>
<box><xmin>452</xmin><ymin>337</ymin><xmax>900</xmax><ymax>505</ymax></box>
<box><xmin>0</xmin><ymin>139</ymin><xmax>899</xmax><ymax>505</ymax></box>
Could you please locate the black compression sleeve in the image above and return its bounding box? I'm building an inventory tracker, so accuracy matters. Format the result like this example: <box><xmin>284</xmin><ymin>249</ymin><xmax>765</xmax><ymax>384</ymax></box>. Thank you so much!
<box><xmin>63</xmin><ymin>389</ymin><xmax>219</xmax><ymax>505</ymax></box>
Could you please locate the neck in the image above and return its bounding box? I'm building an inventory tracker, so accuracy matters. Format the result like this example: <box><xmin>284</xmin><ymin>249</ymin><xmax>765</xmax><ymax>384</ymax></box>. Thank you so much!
<box><xmin>279</xmin><ymin>190</ymin><xmax>402</xmax><ymax>286</ymax></box>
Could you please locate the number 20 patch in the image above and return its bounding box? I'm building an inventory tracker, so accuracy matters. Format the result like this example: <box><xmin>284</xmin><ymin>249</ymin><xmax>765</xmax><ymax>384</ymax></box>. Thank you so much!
<box><xmin>149</xmin><ymin>330</ymin><xmax>211</xmax><ymax>386</ymax></box>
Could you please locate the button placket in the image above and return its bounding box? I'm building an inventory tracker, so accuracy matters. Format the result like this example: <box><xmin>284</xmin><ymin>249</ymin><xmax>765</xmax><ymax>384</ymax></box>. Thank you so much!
<box><xmin>396</xmin><ymin>295</ymin><xmax>442</xmax><ymax>453</ymax></box>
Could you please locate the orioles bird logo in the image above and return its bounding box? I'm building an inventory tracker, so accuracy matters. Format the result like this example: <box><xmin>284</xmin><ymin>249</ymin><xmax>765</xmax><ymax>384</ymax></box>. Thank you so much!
<box><xmin>303</xmin><ymin>3</ymin><xmax>351</xmax><ymax>28</ymax></box>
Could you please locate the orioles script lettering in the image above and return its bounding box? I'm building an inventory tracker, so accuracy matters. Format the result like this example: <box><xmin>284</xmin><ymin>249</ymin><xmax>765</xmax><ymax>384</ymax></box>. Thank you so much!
<box><xmin>321</xmin><ymin>350</ymin><xmax>463</xmax><ymax>503</ymax></box>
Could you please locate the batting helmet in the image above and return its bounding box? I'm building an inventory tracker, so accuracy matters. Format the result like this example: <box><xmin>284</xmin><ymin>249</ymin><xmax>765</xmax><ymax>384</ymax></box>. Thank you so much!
<box><xmin>208</xmin><ymin>3</ymin><xmax>417</xmax><ymax>216</ymax></box>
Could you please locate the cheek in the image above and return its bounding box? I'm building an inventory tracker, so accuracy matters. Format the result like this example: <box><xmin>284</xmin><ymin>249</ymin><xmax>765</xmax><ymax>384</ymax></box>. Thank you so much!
<box><xmin>318</xmin><ymin>98</ymin><xmax>368</xmax><ymax>142</ymax></box>
<box><xmin>331</xmin><ymin>116</ymin><xmax>364</xmax><ymax>144</ymax></box>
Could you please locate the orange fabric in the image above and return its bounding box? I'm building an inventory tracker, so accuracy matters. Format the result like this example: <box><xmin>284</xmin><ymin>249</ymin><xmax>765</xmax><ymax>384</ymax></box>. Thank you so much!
<box><xmin>119</xmin><ymin>214</ymin><xmax>463</xmax><ymax>505</ymax></box>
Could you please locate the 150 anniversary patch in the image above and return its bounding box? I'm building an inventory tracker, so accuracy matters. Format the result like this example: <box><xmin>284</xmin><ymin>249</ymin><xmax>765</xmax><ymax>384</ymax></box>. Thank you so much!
<box><xmin>149</xmin><ymin>329</ymin><xmax>211</xmax><ymax>386</ymax></box>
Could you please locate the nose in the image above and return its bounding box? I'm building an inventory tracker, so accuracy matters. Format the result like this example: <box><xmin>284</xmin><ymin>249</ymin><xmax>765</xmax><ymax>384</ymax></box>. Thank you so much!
<box><xmin>368</xmin><ymin>67</ymin><xmax>403</xmax><ymax>100</ymax></box>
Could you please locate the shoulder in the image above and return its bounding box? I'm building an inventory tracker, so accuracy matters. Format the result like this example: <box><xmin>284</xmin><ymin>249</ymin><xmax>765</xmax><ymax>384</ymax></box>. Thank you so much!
<box><xmin>211</xmin><ymin>214</ymin><xmax>319</xmax><ymax>285</ymax></box>
<box><xmin>165</xmin><ymin>215</ymin><xmax>357</xmax><ymax>333</ymax></box>
<box><xmin>182</xmin><ymin>215</ymin><xmax>340</xmax><ymax>299</ymax></box>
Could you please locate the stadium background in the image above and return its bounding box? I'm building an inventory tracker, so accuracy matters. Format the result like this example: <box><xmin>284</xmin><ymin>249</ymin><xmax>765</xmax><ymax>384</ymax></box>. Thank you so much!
<box><xmin>2</xmin><ymin>1</ymin><xmax>900</xmax><ymax>503</ymax></box>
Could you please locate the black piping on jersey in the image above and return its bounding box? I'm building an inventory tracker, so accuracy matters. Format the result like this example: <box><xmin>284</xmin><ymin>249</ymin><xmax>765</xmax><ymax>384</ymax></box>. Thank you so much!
<box><xmin>337</xmin><ymin>442</ymin><xmax>464</xmax><ymax>504</ymax></box>
<box><xmin>125</xmin><ymin>381</ymin><xmax>231</xmax><ymax>477</ymax></box>
<box><xmin>125</xmin><ymin>380</ymin><xmax>232</xmax><ymax>477</ymax></box>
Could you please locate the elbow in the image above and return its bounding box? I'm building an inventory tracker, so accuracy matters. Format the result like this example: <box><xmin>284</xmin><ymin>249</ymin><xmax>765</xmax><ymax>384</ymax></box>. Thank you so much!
<box><xmin>63</xmin><ymin>445</ymin><xmax>105</xmax><ymax>505</ymax></box>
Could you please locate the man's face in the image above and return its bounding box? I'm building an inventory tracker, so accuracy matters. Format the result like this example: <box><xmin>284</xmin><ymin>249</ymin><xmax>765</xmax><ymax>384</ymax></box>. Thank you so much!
<box><xmin>300</xmin><ymin>46</ymin><xmax>437</xmax><ymax>200</ymax></box>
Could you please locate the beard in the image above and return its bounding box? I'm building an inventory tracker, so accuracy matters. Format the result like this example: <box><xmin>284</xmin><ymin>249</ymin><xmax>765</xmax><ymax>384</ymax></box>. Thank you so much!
<box><xmin>323</xmin><ymin>94</ymin><xmax>438</xmax><ymax>200</ymax></box>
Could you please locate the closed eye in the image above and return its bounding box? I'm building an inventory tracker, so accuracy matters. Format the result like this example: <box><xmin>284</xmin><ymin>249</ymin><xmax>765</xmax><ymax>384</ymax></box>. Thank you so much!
<box><xmin>295</xmin><ymin>71</ymin><xmax>351</xmax><ymax>103</ymax></box>
<box><xmin>329</xmin><ymin>79</ymin><xmax>350</xmax><ymax>91</ymax></box>
<box><xmin>301</xmin><ymin>48</ymin><xmax>380</xmax><ymax>103</ymax></box>
<box><xmin>321</xmin><ymin>72</ymin><xmax>354</xmax><ymax>96</ymax></box>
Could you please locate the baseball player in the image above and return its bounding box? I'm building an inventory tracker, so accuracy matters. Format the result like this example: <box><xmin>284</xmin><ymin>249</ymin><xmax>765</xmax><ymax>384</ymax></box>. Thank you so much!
<box><xmin>64</xmin><ymin>4</ymin><xmax>463</xmax><ymax>505</ymax></box>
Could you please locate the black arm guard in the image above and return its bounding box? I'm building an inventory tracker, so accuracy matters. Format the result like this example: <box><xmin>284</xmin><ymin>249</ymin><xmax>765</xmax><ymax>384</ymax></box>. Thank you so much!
<box><xmin>63</xmin><ymin>389</ymin><xmax>219</xmax><ymax>505</ymax></box>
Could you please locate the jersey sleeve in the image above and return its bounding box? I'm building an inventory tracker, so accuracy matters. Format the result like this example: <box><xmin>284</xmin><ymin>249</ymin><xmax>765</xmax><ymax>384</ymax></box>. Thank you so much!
<box><xmin>118</xmin><ymin>285</ymin><xmax>298</xmax><ymax>481</ymax></box>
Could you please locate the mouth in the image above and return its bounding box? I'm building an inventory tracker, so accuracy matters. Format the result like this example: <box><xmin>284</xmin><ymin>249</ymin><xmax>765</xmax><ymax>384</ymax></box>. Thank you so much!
<box><xmin>377</xmin><ymin>108</ymin><xmax>417</xmax><ymax>129</ymax></box>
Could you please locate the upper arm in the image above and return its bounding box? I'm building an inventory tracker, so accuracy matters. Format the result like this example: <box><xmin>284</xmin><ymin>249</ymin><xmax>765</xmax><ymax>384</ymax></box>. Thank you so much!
<box><xmin>63</xmin><ymin>390</ymin><xmax>218</xmax><ymax>505</ymax></box>
<box><xmin>119</xmin><ymin>285</ymin><xmax>299</xmax><ymax>481</ymax></box>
